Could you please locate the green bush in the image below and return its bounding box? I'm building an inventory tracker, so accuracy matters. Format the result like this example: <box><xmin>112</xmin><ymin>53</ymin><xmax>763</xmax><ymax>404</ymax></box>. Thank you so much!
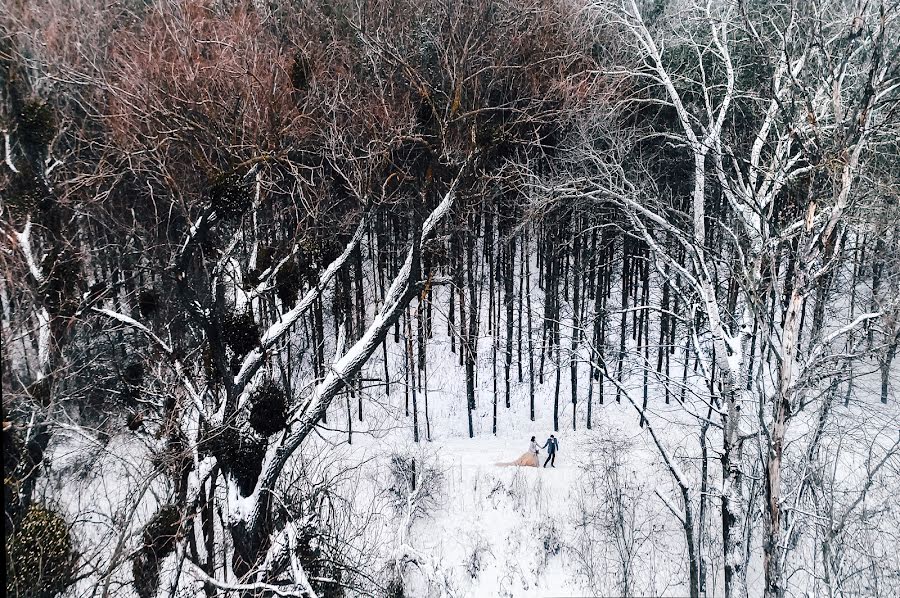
<box><xmin>5</xmin><ymin>505</ymin><xmax>75</xmax><ymax>598</ymax></box>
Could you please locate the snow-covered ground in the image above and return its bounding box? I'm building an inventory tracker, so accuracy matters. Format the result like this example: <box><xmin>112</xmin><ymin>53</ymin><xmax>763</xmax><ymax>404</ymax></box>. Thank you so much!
<box><xmin>308</xmin><ymin>413</ymin><xmax>681</xmax><ymax>597</ymax></box>
<box><xmin>43</xmin><ymin>274</ymin><xmax>900</xmax><ymax>597</ymax></box>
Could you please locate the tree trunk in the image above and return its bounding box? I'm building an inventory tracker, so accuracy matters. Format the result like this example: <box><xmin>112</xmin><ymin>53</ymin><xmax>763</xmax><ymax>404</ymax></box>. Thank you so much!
<box><xmin>505</xmin><ymin>230</ymin><xmax>514</xmax><ymax>409</ymax></box>
<box><xmin>526</xmin><ymin>228</ymin><xmax>536</xmax><ymax>421</ymax></box>
<box><xmin>616</xmin><ymin>239</ymin><xmax>629</xmax><ymax>403</ymax></box>
<box><xmin>570</xmin><ymin>228</ymin><xmax>581</xmax><ymax>430</ymax></box>
<box><xmin>764</xmin><ymin>285</ymin><xmax>803</xmax><ymax>598</ymax></box>
<box><xmin>882</xmin><ymin>337</ymin><xmax>897</xmax><ymax>404</ymax></box>
<box><xmin>465</xmin><ymin>223</ymin><xmax>478</xmax><ymax>437</ymax></box>
<box><xmin>517</xmin><ymin>231</ymin><xmax>525</xmax><ymax>383</ymax></box>
<box><xmin>405</xmin><ymin>307</ymin><xmax>419</xmax><ymax>442</ymax></box>
<box><xmin>722</xmin><ymin>419</ymin><xmax>748</xmax><ymax>598</ymax></box>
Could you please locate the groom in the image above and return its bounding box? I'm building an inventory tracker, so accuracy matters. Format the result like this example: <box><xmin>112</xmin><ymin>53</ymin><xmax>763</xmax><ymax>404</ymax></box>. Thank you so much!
<box><xmin>542</xmin><ymin>434</ymin><xmax>559</xmax><ymax>467</ymax></box>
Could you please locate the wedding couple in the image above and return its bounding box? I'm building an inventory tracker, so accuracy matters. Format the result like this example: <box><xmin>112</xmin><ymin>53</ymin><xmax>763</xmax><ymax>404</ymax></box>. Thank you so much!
<box><xmin>501</xmin><ymin>434</ymin><xmax>559</xmax><ymax>468</ymax></box>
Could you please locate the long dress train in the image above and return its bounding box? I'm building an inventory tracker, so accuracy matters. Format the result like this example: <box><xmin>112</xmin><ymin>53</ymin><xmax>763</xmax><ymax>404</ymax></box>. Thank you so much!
<box><xmin>496</xmin><ymin>442</ymin><xmax>540</xmax><ymax>467</ymax></box>
<box><xmin>511</xmin><ymin>451</ymin><xmax>539</xmax><ymax>467</ymax></box>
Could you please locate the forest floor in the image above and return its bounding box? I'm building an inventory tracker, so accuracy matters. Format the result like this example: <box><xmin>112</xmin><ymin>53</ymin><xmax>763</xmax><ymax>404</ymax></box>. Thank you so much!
<box><xmin>321</xmin><ymin>391</ymin><xmax>694</xmax><ymax>598</ymax></box>
<box><xmin>42</xmin><ymin>281</ymin><xmax>900</xmax><ymax>597</ymax></box>
<box><xmin>403</xmin><ymin>431</ymin><xmax>609</xmax><ymax>598</ymax></box>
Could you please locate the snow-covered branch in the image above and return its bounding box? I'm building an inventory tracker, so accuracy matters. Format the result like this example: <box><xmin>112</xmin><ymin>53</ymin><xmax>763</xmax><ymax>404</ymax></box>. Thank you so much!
<box><xmin>253</xmin><ymin>170</ymin><xmax>465</xmax><ymax>508</ymax></box>
<box><xmin>232</xmin><ymin>213</ymin><xmax>370</xmax><ymax>403</ymax></box>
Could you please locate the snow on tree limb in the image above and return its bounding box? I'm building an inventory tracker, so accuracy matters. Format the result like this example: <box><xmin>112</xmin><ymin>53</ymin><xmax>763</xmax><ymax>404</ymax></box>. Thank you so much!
<box><xmin>12</xmin><ymin>218</ymin><xmax>44</xmax><ymax>284</ymax></box>
<box><xmin>251</xmin><ymin>168</ymin><xmax>466</xmax><ymax>511</ymax></box>
<box><xmin>92</xmin><ymin>307</ymin><xmax>206</xmax><ymax>411</ymax></box>
<box><xmin>232</xmin><ymin>212</ymin><xmax>370</xmax><ymax>404</ymax></box>
<box><xmin>93</xmin><ymin>307</ymin><xmax>173</xmax><ymax>355</ymax></box>
<box><xmin>3</xmin><ymin>130</ymin><xmax>19</xmax><ymax>173</ymax></box>
<box><xmin>186</xmin><ymin>560</ymin><xmax>313</xmax><ymax>597</ymax></box>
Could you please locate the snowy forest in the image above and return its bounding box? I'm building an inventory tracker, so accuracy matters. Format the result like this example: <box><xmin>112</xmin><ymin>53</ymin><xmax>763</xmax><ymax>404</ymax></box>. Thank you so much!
<box><xmin>2</xmin><ymin>0</ymin><xmax>899</xmax><ymax>596</ymax></box>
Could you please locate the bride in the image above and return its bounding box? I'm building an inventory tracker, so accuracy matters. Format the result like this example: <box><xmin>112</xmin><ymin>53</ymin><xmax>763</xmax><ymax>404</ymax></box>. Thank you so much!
<box><xmin>498</xmin><ymin>436</ymin><xmax>540</xmax><ymax>467</ymax></box>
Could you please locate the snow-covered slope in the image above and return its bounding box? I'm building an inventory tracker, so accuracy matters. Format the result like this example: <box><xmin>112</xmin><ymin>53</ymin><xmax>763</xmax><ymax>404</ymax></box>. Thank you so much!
<box><xmin>44</xmin><ymin>274</ymin><xmax>900</xmax><ymax>598</ymax></box>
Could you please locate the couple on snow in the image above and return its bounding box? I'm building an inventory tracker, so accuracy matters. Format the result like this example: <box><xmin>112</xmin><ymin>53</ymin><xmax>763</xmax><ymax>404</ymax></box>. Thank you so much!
<box><xmin>508</xmin><ymin>435</ymin><xmax>559</xmax><ymax>468</ymax></box>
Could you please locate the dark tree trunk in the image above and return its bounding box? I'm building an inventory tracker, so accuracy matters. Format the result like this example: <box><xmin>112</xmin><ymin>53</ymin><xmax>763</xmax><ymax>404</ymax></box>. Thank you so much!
<box><xmin>464</xmin><ymin>224</ymin><xmax>477</xmax><ymax>437</ymax></box>
<box><xmin>658</xmin><ymin>262</ymin><xmax>670</xmax><ymax>403</ymax></box>
<box><xmin>405</xmin><ymin>308</ymin><xmax>420</xmax><ymax>442</ymax></box>
<box><xmin>868</xmin><ymin>236</ymin><xmax>885</xmax><ymax>348</ymax></box>
<box><xmin>525</xmin><ymin>227</ymin><xmax>536</xmax><ymax>421</ymax></box>
<box><xmin>486</xmin><ymin>206</ymin><xmax>495</xmax><ymax>335</ymax></box>
<box><xmin>883</xmin><ymin>337</ymin><xmax>897</xmax><ymax>404</ymax></box>
<box><xmin>639</xmin><ymin>254</ymin><xmax>650</xmax><ymax>427</ymax></box>
<box><xmin>539</xmin><ymin>226</ymin><xmax>550</xmax><ymax>386</ymax></box>
<box><xmin>517</xmin><ymin>231</ymin><xmax>525</xmax><ymax>383</ymax></box>
<box><xmin>616</xmin><ymin>239</ymin><xmax>629</xmax><ymax>403</ymax></box>
<box><xmin>505</xmin><ymin>229</ymin><xmax>514</xmax><ymax>410</ymax></box>
<box><xmin>449</xmin><ymin>239</ymin><xmax>456</xmax><ymax>355</ymax></box>
<box><xmin>314</xmin><ymin>296</ymin><xmax>326</xmax><ymax>422</ymax></box>
<box><xmin>570</xmin><ymin>228</ymin><xmax>581</xmax><ymax>430</ymax></box>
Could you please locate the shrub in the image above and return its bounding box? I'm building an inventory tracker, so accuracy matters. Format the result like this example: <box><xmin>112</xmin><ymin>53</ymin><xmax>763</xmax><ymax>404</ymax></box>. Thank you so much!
<box><xmin>38</xmin><ymin>247</ymin><xmax>83</xmax><ymax>317</ymax></box>
<box><xmin>202</xmin><ymin>343</ymin><xmax>221</xmax><ymax>382</ymax></box>
<box><xmin>290</xmin><ymin>50</ymin><xmax>312</xmax><ymax>90</ymax></box>
<box><xmin>275</xmin><ymin>259</ymin><xmax>302</xmax><ymax>306</ymax></box>
<box><xmin>3</xmin><ymin>166</ymin><xmax>47</xmax><ymax>220</ymax></box>
<box><xmin>223</xmin><ymin>310</ymin><xmax>260</xmax><ymax>357</ymax></box>
<box><xmin>126</xmin><ymin>411</ymin><xmax>144</xmax><ymax>431</ymax></box>
<box><xmin>2</xmin><ymin>419</ymin><xmax>43</xmax><ymax>513</ymax></box>
<box><xmin>18</xmin><ymin>99</ymin><xmax>57</xmax><ymax>149</ymax></box>
<box><xmin>123</xmin><ymin>359</ymin><xmax>145</xmax><ymax>386</ymax></box>
<box><xmin>386</xmin><ymin>576</ymin><xmax>406</xmax><ymax>598</ymax></box>
<box><xmin>197</xmin><ymin>422</ymin><xmax>229</xmax><ymax>460</ymax></box>
<box><xmin>5</xmin><ymin>505</ymin><xmax>75</xmax><ymax>598</ymax></box>
<box><xmin>4</xmin><ymin>476</ymin><xmax>21</xmax><ymax>530</ymax></box>
<box><xmin>133</xmin><ymin>505</ymin><xmax>181</xmax><ymax>598</ymax></box>
<box><xmin>132</xmin><ymin>555</ymin><xmax>158</xmax><ymax>598</ymax></box>
<box><xmin>3</xmin><ymin>423</ymin><xmax>24</xmax><ymax>475</ymax></box>
<box><xmin>142</xmin><ymin>505</ymin><xmax>181</xmax><ymax>558</ymax></box>
<box><xmin>538</xmin><ymin>517</ymin><xmax>562</xmax><ymax>557</ymax></box>
<box><xmin>465</xmin><ymin>536</ymin><xmax>492</xmax><ymax>579</ymax></box>
<box><xmin>151</xmin><ymin>432</ymin><xmax>191</xmax><ymax>477</ymax></box>
<box><xmin>249</xmin><ymin>380</ymin><xmax>287</xmax><ymax>437</ymax></box>
<box><xmin>387</xmin><ymin>452</ymin><xmax>443</xmax><ymax>522</ymax></box>
<box><xmin>200</xmin><ymin>424</ymin><xmax>265</xmax><ymax>496</ymax></box>
<box><xmin>209</xmin><ymin>172</ymin><xmax>252</xmax><ymax>219</ymax></box>
<box><xmin>294</xmin><ymin>522</ymin><xmax>346</xmax><ymax>597</ymax></box>
<box><xmin>27</xmin><ymin>376</ymin><xmax>52</xmax><ymax>406</ymax></box>
<box><xmin>246</xmin><ymin>244</ymin><xmax>275</xmax><ymax>284</ymax></box>
<box><xmin>137</xmin><ymin>289</ymin><xmax>159</xmax><ymax>317</ymax></box>
<box><xmin>228</xmin><ymin>436</ymin><xmax>266</xmax><ymax>496</ymax></box>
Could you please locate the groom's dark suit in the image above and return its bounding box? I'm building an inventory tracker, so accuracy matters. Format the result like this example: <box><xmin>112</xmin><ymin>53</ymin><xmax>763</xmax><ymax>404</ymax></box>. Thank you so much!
<box><xmin>542</xmin><ymin>437</ymin><xmax>559</xmax><ymax>467</ymax></box>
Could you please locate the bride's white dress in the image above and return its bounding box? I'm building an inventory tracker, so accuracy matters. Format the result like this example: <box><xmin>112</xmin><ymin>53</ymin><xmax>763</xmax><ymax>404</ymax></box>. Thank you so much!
<box><xmin>512</xmin><ymin>451</ymin><xmax>539</xmax><ymax>467</ymax></box>
<box><xmin>498</xmin><ymin>441</ymin><xmax>540</xmax><ymax>467</ymax></box>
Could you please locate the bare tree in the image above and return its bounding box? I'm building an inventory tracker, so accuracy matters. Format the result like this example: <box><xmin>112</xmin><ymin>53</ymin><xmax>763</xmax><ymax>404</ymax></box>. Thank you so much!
<box><xmin>533</xmin><ymin>1</ymin><xmax>900</xmax><ymax>597</ymax></box>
